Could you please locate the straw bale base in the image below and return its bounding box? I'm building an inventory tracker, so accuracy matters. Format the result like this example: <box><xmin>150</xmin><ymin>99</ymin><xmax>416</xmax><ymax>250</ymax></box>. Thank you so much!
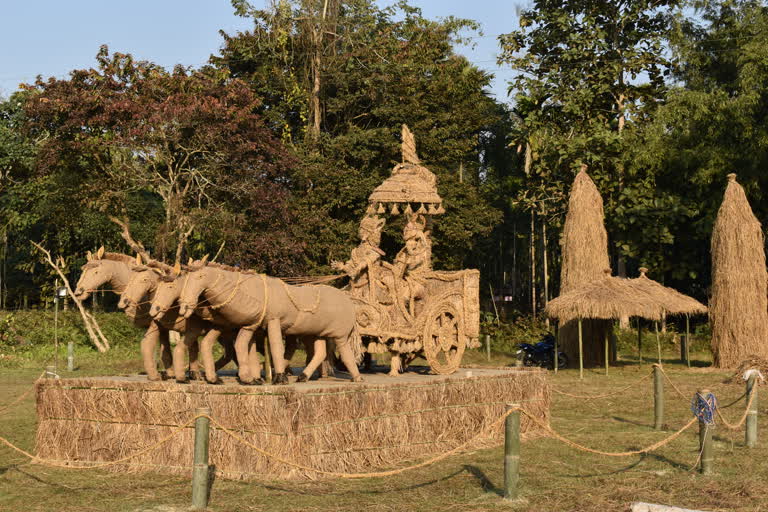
<box><xmin>35</xmin><ymin>367</ymin><xmax>550</xmax><ymax>480</ymax></box>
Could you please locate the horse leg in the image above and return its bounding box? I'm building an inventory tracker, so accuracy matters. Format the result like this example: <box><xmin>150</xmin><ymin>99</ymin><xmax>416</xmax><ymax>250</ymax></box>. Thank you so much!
<box><xmin>321</xmin><ymin>339</ymin><xmax>337</xmax><ymax>378</ymax></box>
<box><xmin>298</xmin><ymin>339</ymin><xmax>326</xmax><ymax>382</ymax></box>
<box><xmin>140</xmin><ymin>323</ymin><xmax>162</xmax><ymax>381</ymax></box>
<box><xmin>247</xmin><ymin>333</ymin><xmax>264</xmax><ymax>384</ymax></box>
<box><xmin>267</xmin><ymin>319</ymin><xmax>289</xmax><ymax>385</ymax></box>
<box><xmin>201</xmin><ymin>328</ymin><xmax>223</xmax><ymax>384</ymax></box>
<box><xmin>214</xmin><ymin>331</ymin><xmax>235</xmax><ymax>370</ymax></box>
<box><xmin>158</xmin><ymin>329</ymin><xmax>174</xmax><ymax>379</ymax></box>
<box><xmin>336</xmin><ymin>336</ymin><xmax>363</xmax><ymax>383</ymax></box>
<box><xmin>235</xmin><ymin>328</ymin><xmax>257</xmax><ymax>384</ymax></box>
<box><xmin>172</xmin><ymin>329</ymin><xmax>194</xmax><ymax>384</ymax></box>
<box><xmin>388</xmin><ymin>353</ymin><xmax>402</xmax><ymax>377</ymax></box>
<box><xmin>187</xmin><ymin>328</ymin><xmax>203</xmax><ymax>381</ymax></box>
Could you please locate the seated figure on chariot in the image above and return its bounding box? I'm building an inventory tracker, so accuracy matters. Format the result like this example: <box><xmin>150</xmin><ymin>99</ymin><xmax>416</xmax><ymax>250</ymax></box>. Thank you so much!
<box><xmin>331</xmin><ymin>214</ymin><xmax>386</xmax><ymax>302</ymax></box>
<box><xmin>381</xmin><ymin>213</ymin><xmax>432</xmax><ymax>320</ymax></box>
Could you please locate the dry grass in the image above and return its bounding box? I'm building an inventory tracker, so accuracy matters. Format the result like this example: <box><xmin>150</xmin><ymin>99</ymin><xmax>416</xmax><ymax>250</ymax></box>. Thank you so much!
<box><xmin>2</xmin><ymin>347</ymin><xmax>767</xmax><ymax>512</ymax></box>
<box><xmin>557</xmin><ymin>169</ymin><xmax>612</xmax><ymax>367</ymax></box>
<box><xmin>710</xmin><ymin>173</ymin><xmax>768</xmax><ymax>367</ymax></box>
<box><xmin>35</xmin><ymin>370</ymin><xmax>550</xmax><ymax>481</ymax></box>
<box><xmin>629</xmin><ymin>268</ymin><xmax>708</xmax><ymax>317</ymax></box>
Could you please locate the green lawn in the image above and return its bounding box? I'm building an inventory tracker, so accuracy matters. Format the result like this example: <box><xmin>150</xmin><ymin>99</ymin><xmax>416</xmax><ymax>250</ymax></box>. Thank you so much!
<box><xmin>0</xmin><ymin>345</ymin><xmax>765</xmax><ymax>512</ymax></box>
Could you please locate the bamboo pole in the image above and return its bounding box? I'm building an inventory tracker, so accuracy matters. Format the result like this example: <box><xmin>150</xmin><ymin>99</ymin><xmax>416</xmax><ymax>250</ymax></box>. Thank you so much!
<box><xmin>578</xmin><ymin>318</ymin><xmax>584</xmax><ymax>380</ymax></box>
<box><xmin>653</xmin><ymin>365</ymin><xmax>664</xmax><ymax>430</ymax></box>
<box><xmin>604</xmin><ymin>332</ymin><xmax>609</xmax><ymax>376</ymax></box>
<box><xmin>655</xmin><ymin>321</ymin><xmax>661</xmax><ymax>365</ymax></box>
<box><xmin>697</xmin><ymin>389</ymin><xmax>714</xmax><ymax>475</ymax></box>
<box><xmin>264</xmin><ymin>336</ymin><xmax>273</xmax><ymax>385</ymax></box>
<box><xmin>637</xmin><ymin>319</ymin><xmax>643</xmax><ymax>365</ymax></box>
<box><xmin>191</xmin><ymin>407</ymin><xmax>211</xmax><ymax>510</ymax></box>
<box><xmin>685</xmin><ymin>315</ymin><xmax>691</xmax><ymax>368</ymax></box>
<box><xmin>503</xmin><ymin>403</ymin><xmax>521</xmax><ymax>501</ymax></box>
<box><xmin>67</xmin><ymin>342</ymin><xmax>74</xmax><ymax>372</ymax></box>
<box><xmin>554</xmin><ymin>325</ymin><xmax>559</xmax><ymax>374</ymax></box>
<box><xmin>746</xmin><ymin>372</ymin><xmax>758</xmax><ymax>448</ymax></box>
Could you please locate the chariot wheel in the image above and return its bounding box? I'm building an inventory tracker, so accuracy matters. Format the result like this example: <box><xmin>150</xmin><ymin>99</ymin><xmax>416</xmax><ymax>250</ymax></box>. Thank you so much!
<box><xmin>422</xmin><ymin>300</ymin><xmax>466</xmax><ymax>374</ymax></box>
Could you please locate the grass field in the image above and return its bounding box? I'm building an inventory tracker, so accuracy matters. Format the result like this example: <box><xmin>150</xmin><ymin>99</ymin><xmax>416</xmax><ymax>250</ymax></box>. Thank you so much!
<box><xmin>1</xmin><ymin>342</ymin><xmax>766</xmax><ymax>512</ymax></box>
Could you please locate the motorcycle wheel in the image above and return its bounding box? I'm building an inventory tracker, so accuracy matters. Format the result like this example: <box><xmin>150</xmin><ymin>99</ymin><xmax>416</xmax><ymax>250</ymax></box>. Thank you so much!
<box><xmin>522</xmin><ymin>353</ymin><xmax>537</xmax><ymax>367</ymax></box>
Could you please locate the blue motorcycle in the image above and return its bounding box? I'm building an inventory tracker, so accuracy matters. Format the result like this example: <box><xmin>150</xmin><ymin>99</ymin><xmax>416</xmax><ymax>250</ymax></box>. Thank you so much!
<box><xmin>516</xmin><ymin>333</ymin><xmax>568</xmax><ymax>369</ymax></box>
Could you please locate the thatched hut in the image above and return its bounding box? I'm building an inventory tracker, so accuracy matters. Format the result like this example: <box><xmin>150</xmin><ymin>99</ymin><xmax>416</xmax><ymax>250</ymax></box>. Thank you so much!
<box><xmin>546</xmin><ymin>272</ymin><xmax>664</xmax><ymax>377</ymax></box>
<box><xmin>557</xmin><ymin>167</ymin><xmax>612</xmax><ymax>367</ymax></box>
<box><xmin>710</xmin><ymin>173</ymin><xmax>768</xmax><ymax>367</ymax></box>
<box><xmin>628</xmin><ymin>268</ymin><xmax>708</xmax><ymax>317</ymax></box>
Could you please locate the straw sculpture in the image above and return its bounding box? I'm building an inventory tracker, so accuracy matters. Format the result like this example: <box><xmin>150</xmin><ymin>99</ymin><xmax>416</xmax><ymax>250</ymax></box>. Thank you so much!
<box><xmin>628</xmin><ymin>268</ymin><xmax>707</xmax><ymax>316</ymax></box>
<box><xmin>36</xmin><ymin>370</ymin><xmax>550</xmax><ymax>480</ymax></box>
<box><xmin>710</xmin><ymin>173</ymin><xmax>768</xmax><ymax>367</ymax></box>
<box><xmin>557</xmin><ymin>167</ymin><xmax>612</xmax><ymax>366</ymax></box>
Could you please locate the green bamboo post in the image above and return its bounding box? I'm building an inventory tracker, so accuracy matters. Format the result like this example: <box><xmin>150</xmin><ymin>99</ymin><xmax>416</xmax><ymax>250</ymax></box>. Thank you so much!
<box><xmin>653</xmin><ymin>364</ymin><xmax>664</xmax><ymax>430</ymax></box>
<box><xmin>746</xmin><ymin>372</ymin><xmax>758</xmax><ymax>448</ymax></box>
<box><xmin>578</xmin><ymin>318</ymin><xmax>584</xmax><ymax>380</ymax></box>
<box><xmin>191</xmin><ymin>407</ymin><xmax>211</xmax><ymax>510</ymax></box>
<box><xmin>697</xmin><ymin>389</ymin><xmax>714</xmax><ymax>475</ymax></box>
<box><xmin>685</xmin><ymin>314</ymin><xmax>691</xmax><ymax>368</ymax></box>
<box><xmin>655</xmin><ymin>321</ymin><xmax>662</xmax><ymax>365</ymax></box>
<box><xmin>503</xmin><ymin>403</ymin><xmax>521</xmax><ymax>501</ymax></box>
<box><xmin>637</xmin><ymin>319</ymin><xmax>643</xmax><ymax>365</ymax></box>
<box><xmin>264</xmin><ymin>337</ymin><xmax>272</xmax><ymax>384</ymax></box>
<box><xmin>604</xmin><ymin>332</ymin><xmax>609</xmax><ymax>376</ymax></box>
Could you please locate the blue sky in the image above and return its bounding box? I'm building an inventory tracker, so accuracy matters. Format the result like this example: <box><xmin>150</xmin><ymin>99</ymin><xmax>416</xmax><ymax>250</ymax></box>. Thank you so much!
<box><xmin>0</xmin><ymin>0</ymin><xmax>519</xmax><ymax>103</ymax></box>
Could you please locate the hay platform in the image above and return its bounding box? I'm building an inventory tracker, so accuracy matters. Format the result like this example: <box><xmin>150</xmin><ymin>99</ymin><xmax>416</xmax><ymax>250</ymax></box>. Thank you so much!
<box><xmin>35</xmin><ymin>366</ymin><xmax>550</xmax><ymax>480</ymax></box>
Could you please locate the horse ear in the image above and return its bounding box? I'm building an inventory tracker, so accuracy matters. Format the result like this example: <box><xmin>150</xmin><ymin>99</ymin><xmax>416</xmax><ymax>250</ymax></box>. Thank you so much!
<box><xmin>200</xmin><ymin>254</ymin><xmax>209</xmax><ymax>266</ymax></box>
<box><xmin>173</xmin><ymin>262</ymin><xmax>182</xmax><ymax>276</ymax></box>
<box><xmin>136</xmin><ymin>253</ymin><xmax>142</xmax><ymax>265</ymax></box>
<box><xmin>86</xmin><ymin>250</ymin><xmax>92</xmax><ymax>261</ymax></box>
<box><xmin>96</xmin><ymin>246</ymin><xmax>105</xmax><ymax>259</ymax></box>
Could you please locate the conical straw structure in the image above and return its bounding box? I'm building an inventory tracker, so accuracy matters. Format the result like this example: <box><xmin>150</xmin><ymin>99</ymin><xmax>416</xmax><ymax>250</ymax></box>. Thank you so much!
<box><xmin>710</xmin><ymin>173</ymin><xmax>768</xmax><ymax>367</ymax></box>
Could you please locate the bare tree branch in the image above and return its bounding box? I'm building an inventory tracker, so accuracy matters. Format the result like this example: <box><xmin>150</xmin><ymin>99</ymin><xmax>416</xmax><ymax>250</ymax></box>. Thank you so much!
<box><xmin>30</xmin><ymin>241</ymin><xmax>110</xmax><ymax>352</ymax></box>
<box><xmin>108</xmin><ymin>216</ymin><xmax>152</xmax><ymax>262</ymax></box>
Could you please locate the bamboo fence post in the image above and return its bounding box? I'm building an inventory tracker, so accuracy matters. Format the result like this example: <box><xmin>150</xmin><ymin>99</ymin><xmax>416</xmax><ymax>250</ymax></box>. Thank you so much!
<box><xmin>503</xmin><ymin>403</ymin><xmax>521</xmax><ymax>501</ymax></box>
<box><xmin>604</xmin><ymin>332</ymin><xmax>609</xmax><ymax>376</ymax></box>
<box><xmin>655</xmin><ymin>321</ymin><xmax>662</xmax><ymax>365</ymax></box>
<box><xmin>67</xmin><ymin>342</ymin><xmax>74</xmax><ymax>372</ymax></box>
<box><xmin>685</xmin><ymin>315</ymin><xmax>691</xmax><ymax>368</ymax></box>
<box><xmin>746</xmin><ymin>372</ymin><xmax>758</xmax><ymax>448</ymax></box>
<box><xmin>578</xmin><ymin>318</ymin><xmax>584</xmax><ymax>380</ymax></box>
<box><xmin>554</xmin><ymin>331</ymin><xmax>559</xmax><ymax>374</ymax></box>
<box><xmin>485</xmin><ymin>334</ymin><xmax>491</xmax><ymax>362</ymax></box>
<box><xmin>191</xmin><ymin>407</ymin><xmax>211</xmax><ymax>510</ymax></box>
<box><xmin>697</xmin><ymin>389</ymin><xmax>715</xmax><ymax>475</ymax></box>
<box><xmin>653</xmin><ymin>365</ymin><xmax>664</xmax><ymax>430</ymax></box>
<box><xmin>637</xmin><ymin>319</ymin><xmax>643</xmax><ymax>365</ymax></box>
<box><xmin>45</xmin><ymin>365</ymin><xmax>55</xmax><ymax>379</ymax></box>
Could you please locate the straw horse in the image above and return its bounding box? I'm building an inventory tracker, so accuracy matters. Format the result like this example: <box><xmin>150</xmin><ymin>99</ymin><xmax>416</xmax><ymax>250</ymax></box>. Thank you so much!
<box><xmin>73</xmin><ymin>248</ymin><xmax>177</xmax><ymax>380</ymax></box>
<box><xmin>166</xmin><ymin>260</ymin><xmax>364</xmax><ymax>384</ymax></box>
<box><xmin>118</xmin><ymin>258</ymin><xmax>238</xmax><ymax>384</ymax></box>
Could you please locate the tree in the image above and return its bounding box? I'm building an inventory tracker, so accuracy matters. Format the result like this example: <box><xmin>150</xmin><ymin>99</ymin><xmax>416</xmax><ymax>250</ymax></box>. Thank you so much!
<box><xmin>23</xmin><ymin>47</ymin><xmax>302</xmax><ymax>273</ymax></box>
<box><xmin>216</xmin><ymin>0</ymin><xmax>505</xmax><ymax>272</ymax></box>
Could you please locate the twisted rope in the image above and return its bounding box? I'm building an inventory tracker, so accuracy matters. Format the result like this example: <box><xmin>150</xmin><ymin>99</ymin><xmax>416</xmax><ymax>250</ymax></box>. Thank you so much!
<box><xmin>551</xmin><ymin>370</ymin><xmax>653</xmax><ymax>399</ymax></box>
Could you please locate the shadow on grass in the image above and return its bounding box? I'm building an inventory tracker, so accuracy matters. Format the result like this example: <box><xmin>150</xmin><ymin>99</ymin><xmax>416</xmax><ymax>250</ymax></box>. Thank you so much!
<box><xmin>462</xmin><ymin>464</ymin><xmax>503</xmax><ymax>496</ymax></box>
<box><xmin>554</xmin><ymin>454</ymin><xmax>647</xmax><ymax>477</ymax></box>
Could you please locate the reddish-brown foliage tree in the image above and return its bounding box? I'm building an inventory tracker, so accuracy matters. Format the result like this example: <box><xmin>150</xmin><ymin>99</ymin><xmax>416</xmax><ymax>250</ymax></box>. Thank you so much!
<box><xmin>23</xmin><ymin>46</ymin><xmax>303</xmax><ymax>274</ymax></box>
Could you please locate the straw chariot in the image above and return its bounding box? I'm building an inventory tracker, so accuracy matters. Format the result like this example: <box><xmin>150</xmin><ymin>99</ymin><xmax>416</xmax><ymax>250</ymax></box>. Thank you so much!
<box><xmin>337</xmin><ymin>126</ymin><xmax>481</xmax><ymax>375</ymax></box>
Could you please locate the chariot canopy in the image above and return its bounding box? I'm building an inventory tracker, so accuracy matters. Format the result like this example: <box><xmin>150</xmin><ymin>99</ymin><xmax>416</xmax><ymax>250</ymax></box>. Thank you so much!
<box><xmin>367</xmin><ymin>124</ymin><xmax>445</xmax><ymax>216</ymax></box>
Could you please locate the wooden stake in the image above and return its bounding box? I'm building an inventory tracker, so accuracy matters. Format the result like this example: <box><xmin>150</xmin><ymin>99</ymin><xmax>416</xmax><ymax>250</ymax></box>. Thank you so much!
<box><xmin>578</xmin><ymin>318</ymin><xmax>584</xmax><ymax>380</ymax></box>
<box><xmin>685</xmin><ymin>315</ymin><xmax>691</xmax><ymax>368</ymax></box>
<box><xmin>653</xmin><ymin>365</ymin><xmax>664</xmax><ymax>430</ymax></box>
<box><xmin>746</xmin><ymin>372</ymin><xmax>758</xmax><ymax>448</ymax></box>
<box><xmin>503</xmin><ymin>403</ymin><xmax>520</xmax><ymax>501</ymax></box>
<box><xmin>191</xmin><ymin>407</ymin><xmax>211</xmax><ymax>510</ymax></box>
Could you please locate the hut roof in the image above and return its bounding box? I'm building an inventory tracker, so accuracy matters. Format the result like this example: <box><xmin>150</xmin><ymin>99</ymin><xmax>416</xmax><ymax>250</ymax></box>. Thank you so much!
<box><xmin>545</xmin><ymin>272</ymin><xmax>664</xmax><ymax>323</ymax></box>
<box><xmin>628</xmin><ymin>268</ymin><xmax>708</xmax><ymax>317</ymax></box>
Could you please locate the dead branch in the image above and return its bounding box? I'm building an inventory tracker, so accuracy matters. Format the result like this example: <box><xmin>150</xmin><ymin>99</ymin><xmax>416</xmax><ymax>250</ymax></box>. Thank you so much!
<box><xmin>109</xmin><ymin>216</ymin><xmax>151</xmax><ymax>262</ymax></box>
<box><xmin>174</xmin><ymin>220</ymin><xmax>196</xmax><ymax>265</ymax></box>
<box><xmin>31</xmin><ymin>241</ymin><xmax>110</xmax><ymax>352</ymax></box>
